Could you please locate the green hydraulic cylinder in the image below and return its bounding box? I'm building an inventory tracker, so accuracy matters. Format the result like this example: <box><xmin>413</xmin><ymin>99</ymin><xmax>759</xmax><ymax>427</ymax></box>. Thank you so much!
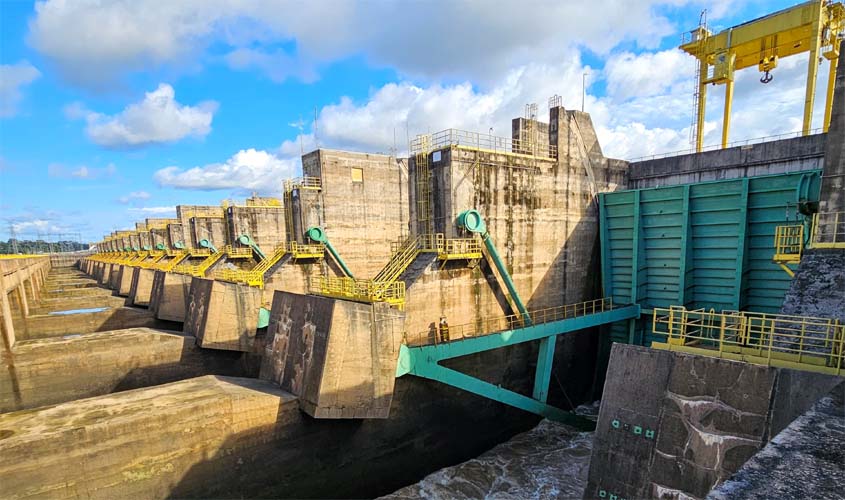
<box><xmin>199</xmin><ymin>239</ymin><xmax>218</xmax><ymax>253</ymax></box>
<box><xmin>457</xmin><ymin>209</ymin><xmax>531</xmax><ymax>325</ymax></box>
<box><xmin>238</xmin><ymin>234</ymin><xmax>267</xmax><ymax>261</ymax></box>
<box><xmin>306</xmin><ymin>226</ymin><xmax>354</xmax><ymax>278</ymax></box>
<box><xmin>458</xmin><ymin>209</ymin><xmax>555</xmax><ymax>402</ymax></box>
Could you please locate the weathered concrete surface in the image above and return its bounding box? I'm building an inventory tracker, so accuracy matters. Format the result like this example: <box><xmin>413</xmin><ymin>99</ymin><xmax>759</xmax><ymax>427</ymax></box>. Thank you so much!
<box><xmin>628</xmin><ymin>133</ymin><xmax>825</xmax><ymax>189</ymax></box>
<box><xmin>128</xmin><ymin>267</ymin><xmax>156</xmax><ymax>307</ymax></box>
<box><xmin>184</xmin><ymin>278</ymin><xmax>261</xmax><ymax>351</ymax></box>
<box><xmin>259</xmin><ymin>291</ymin><xmax>404</xmax><ymax>418</ymax></box>
<box><xmin>0</xmin><ymin>369</ymin><xmax>539</xmax><ymax>499</ymax></box>
<box><xmin>708</xmin><ymin>382</ymin><xmax>845</xmax><ymax>500</ymax></box>
<box><xmin>300</xmin><ymin>149</ymin><xmax>409</xmax><ymax>277</ymax></box>
<box><xmin>818</xmin><ymin>40</ymin><xmax>845</xmax><ymax>220</ymax></box>
<box><xmin>585</xmin><ymin>344</ymin><xmax>839</xmax><ymax>499</ymax></box>
<box><xmin>117</xmin><ymin>265</ymin><xmax>134</xmax><ymax>296</ymax></box>
<box><xmin>13</xmin><ymin>307</ymin><xmax>165</xmax><ymax>341</ymax></box>
<box><xmin>226</xmin><ymin>204</ymin><xmax>287</xmax><ymax>252</ymax></box>
<box><xmin>149</xmin><ymin>271</ymin><xmax>192</xmax><ymax>322</ymax></box>
<box><xmin>780</xmin><ymin>249</ymin><xmax>845</xmax><ymax>321</ymax></box>
<box><xmin>0</xmin><ymin>328</ymin><xmax>252</xmax><ymax>412</ymax></box>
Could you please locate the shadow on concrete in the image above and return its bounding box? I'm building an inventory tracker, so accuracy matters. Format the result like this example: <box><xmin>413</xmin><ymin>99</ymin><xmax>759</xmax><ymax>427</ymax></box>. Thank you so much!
<box><xmin>169</xmin><ymin>373</ymin><xmax>538</xmax><ymax>499</ymax></box>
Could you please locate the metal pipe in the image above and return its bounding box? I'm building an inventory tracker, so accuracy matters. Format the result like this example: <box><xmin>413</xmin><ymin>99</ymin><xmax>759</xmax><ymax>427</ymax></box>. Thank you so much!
<box><xmin>457</xmin><ymin>209</ymin><xmax>531</xmax><ymax>325</ymax></box>
<box><xmin>306</xmin><ymin>226</ymin><xmax>354</xmax><ymax>278</ymax></box>
<box><xmin>198</xmin><ymin>239</ymin><xmax>218</xmax><ymax>254</ymax></box>
<box><xmin>238</xmin><ymin>234</ymin><xmax>266</xmax><ymax>261</ymax></box>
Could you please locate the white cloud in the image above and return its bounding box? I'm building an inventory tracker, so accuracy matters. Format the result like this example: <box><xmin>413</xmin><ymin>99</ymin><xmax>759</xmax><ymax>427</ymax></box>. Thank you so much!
<box><xmin>153</xmin><ymin>148</ymin><xmax>298</xmax><ymax>193</ymax></box>
<box><xmin>128</xmin><ymin>206</ymin><xmax>176</xmax><ymax>214</ymax></box>
<box><xmin>27</xmin><ymin>0</ymin><xmax>736</xmax><ymax>88</ymax></box>
<box><xmin>224</xmin><ymin>48</ymin><xmax>318</xmax><ymax>83</ymax></box>
<box><xmin>0</xmin><ymin>60</ymin><xmax>41</xmax><ymax>117</ymax></box>
<box><xmin>66</xmin><ymin>83</ymin><xmax>218</xmax><ymax>148</ymax></box>
<box><xmin>117</xmin><ymin>190</ymin><xmax>151</xmax><ymax>204</ymax></box>
<box><xmin>604</xmin><ymin>49</ymin><xmax>690</xmax><ymax>102</ymax></box>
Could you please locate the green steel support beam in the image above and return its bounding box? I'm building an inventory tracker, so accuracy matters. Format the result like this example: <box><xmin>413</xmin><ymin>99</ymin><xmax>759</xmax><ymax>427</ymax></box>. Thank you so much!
<box><xmin>238</xmin><ymin>235</ymin><xmax>267</xmax><ymax>262</ymax></box>
<box><xmin>629</xmin><ymin>191</ymin><xmax>642</xmax><ymax>345</ymax></box>
<box><xmin>199</xmin><ymin>239</ymin><xmax>218</xmax><ymax>254</ymax></box>
<box><xmin>396</xmin><ymin>305</ymin><xmax>640</xmax><ymax>425</ymax></box>
<box><xmin>533</xmin><ymin>336</ymin><xmax>556</xmax><ymax>402</ymax></box>
<box><xmin>398</xmin><ymin>305</ymin><xmax>640</xmax><ymax>370</ymax></box>
<box><xmin>678</xmin><ymin>185</ymin><xmax>692</xmax><ymax>307</ymax></box>
<box><xmin>733</xmin><ymin>178</ymin><xmax>749</xmax><ymax>310</ymax></box>
<box><xmin>306</xmin><ymin>226</ymin><xmax>354</xmax><ymax>278</ymax></box>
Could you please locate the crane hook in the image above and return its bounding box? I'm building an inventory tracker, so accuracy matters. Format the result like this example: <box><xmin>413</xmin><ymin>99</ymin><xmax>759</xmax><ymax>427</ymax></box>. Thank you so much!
<box><xmin>760</xmin><ymin>70</ymin><xmax>773</xmax><ymax>84</ymax></box>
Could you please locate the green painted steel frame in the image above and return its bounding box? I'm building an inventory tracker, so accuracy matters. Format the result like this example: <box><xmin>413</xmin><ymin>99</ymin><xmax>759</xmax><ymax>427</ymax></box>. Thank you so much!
<box><xmin>599</xmin><ymin>170</ymin><xmax>822</xmax><ymax>347</ymax></box>
<box><xmin>396</xmin><ymin>305</ymin><xmax>641</xmax><ymax>424</ymax></box>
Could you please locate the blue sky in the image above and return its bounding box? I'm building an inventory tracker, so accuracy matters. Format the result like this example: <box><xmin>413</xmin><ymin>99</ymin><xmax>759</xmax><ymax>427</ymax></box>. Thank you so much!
<box><xmin>0</xmin><ymin>0</ymin><xmax>825</xmax><ymax>242</ymax></box>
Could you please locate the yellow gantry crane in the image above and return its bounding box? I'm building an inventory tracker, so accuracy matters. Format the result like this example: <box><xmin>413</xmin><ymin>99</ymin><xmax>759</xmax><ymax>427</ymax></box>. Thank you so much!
<box><xmin>681</xmin><ymin>0</ymin><xmax>845</xmax><ymax>151</ymax></box>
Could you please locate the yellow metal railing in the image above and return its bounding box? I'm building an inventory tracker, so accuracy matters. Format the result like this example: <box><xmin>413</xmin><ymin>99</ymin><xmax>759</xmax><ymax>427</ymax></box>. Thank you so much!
<box><xmin>288</xmin><ymin>241</ymin><xmax>324</xmax><ymax>259</ymax></box>
<box><xmin>283</xmin><ymin>176</ymin><xmax>322</xmax><ymax>192</ymax></box>
<box><xmin>180</xmin><ymin>206</ymin><xmax>225</xmax><ymax>219</ymax></box>
<box><xmin>812</xmin><ymin>211</ymin><xmax>845</xmax><ymax>248</ymax></box>
<box><xmin>172</xmin><ymin>251</ymin><xmax>225</xmax><ymax>277</ymax></box>
<box><xmin>652</xmin><ymin>307</ymin><xmax>844</xmax><ymax>376</ymax></box>
<box><xmin>406</xmin><ymin>298</ymin><xmax>614</xmax><ymax>347</ymax></box>
<box><xmin>313</xmin><ymin>276</ymin><xmax>406</xmax><ymax>307</ymax></box>
<box><xmin>773</xmin><ymin>224</ymin><xmax>803</xmax><ymax>263</ymax></box>
<box><xmin>411</xmin><ymin>128</ymin><xmax>558</xmax><ymax>160</ymax></box>
<box><xmin>224</xmin><ymin>245</ymin><xmax>253</xmax><ymax>259</ymax></box>
<box><xmin>215</xmin><ymin>268</ymin><xmax>265</xmax><ymax>287</ymax></box>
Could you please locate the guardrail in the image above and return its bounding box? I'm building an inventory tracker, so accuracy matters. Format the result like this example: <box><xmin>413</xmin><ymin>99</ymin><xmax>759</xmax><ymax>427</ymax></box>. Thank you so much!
<box><xmin>812</xmin><ymin>211</ymin><xmax>845</xmax><ymax>248</ymax></box>
<box><xmin>652</xmin><ymin>306</ymin><xmax>844</xmax><ymax>376</ymax></box>
<box><xmin>406</xmin><ymin>297</ymin><xmax>615</xmax><ymax>347</ymax></box>
<box><xmin>773</xmin><ymin>225</ymin><xmax>803</xmax><ymax>263</ymax></box>
<box><xmin>628</xmin><ymin>128</ymin><xmax>825</xmax><ymax>162</ymax></box>
<box><xmin>312</xmin><ymin>276</ymin><xmax>406</xmax><ymax>307</ymax></box>
<box><xmin>411</xmin><ymin>129</ymin><xmax>558</xmax><ymax>160</ymax></box>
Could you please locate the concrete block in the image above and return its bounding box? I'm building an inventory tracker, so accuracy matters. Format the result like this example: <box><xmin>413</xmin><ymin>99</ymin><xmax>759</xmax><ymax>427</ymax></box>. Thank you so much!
<box><xmin>585</xmin><ymin>344</ymin><xmax>841</xmax><ymax>500</ymax></box>
<box><xmin>149</xmin><ymin>271</ymin><xmax>192</xmax><ymax>322</ymax></box>
<box><xmin>128</xmin><ymin>267</ymin><xmax>155</xmax><ymax>307</ymax></box>
<box><xmin>184</xmin><ymin>278</ymin><xmax>261</xmax><ymax>352</ymax></box>
<box><xmin>259</xmin><ymin>291</ymin><xmax>404</xmax><ymax>418</ymax></box>
<box><xmin>117</xmin><ymin>265</ymin><xmax>133</xmax><ymax>296</ymax></box>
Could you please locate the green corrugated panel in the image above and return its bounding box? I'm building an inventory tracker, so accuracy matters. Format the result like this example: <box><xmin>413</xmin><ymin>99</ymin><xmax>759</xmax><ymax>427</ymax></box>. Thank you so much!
<box><xmin>599</xmin><ymin>170</ymin><xmax>821</xmax><ymax>347</ymax></box>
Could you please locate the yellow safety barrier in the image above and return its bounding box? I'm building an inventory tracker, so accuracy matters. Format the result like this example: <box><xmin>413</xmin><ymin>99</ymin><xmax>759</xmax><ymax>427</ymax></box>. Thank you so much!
<box><xmin>812</xmin><ymin>211</ymin><xmax>845</xmax><ymax>248</ymax></box>
<box><xmin>313</xmin><ymin>276</ymin><xmax>406</xmax><ymax>308</ymax></box>
<box><xmin>652</xmin><ymin>306</ymin><xmax>844</xmax><ymax>376</ymax></box>
<box><xmin>224</xmin><ymin>245</ymin><xmax>253</xmax><ymax>259</ymax></box>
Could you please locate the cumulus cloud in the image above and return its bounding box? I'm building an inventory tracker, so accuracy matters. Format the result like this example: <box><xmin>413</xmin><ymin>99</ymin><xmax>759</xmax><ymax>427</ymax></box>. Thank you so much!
<box><xmin>224</xmin><ymin>48</ymin><xmax>318</xmax><ymax>83</ymax></box>
<box><xmin>117</xmin><ymin>190</ymin><xmax>151</xmax><ymax>204</ymax></box>
<box><xmin>0</xmin><ymin>60</ymin><xmax>41</xmax><ymax>117</ymax></box>
<box><xmin>66</xmin><ymin>83</ymin><xmax>218</xmax><ymax>148</ymax></box>
<box><xmin>153</xmin><ymin>148</ymin><xmax>298</xmax><ymax>193</ymax></box>
<box><xmin>27</xmin><ymin>0</ymin><xmax>733</xmax><ymax>88</ymax></box>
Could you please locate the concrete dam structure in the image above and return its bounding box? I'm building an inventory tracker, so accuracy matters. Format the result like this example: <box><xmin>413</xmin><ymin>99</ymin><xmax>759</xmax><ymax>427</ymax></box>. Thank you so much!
<box><xmin>2</xmin><ymin>10</ymin><xmax>845</xmax><ymax>500</ymax></box>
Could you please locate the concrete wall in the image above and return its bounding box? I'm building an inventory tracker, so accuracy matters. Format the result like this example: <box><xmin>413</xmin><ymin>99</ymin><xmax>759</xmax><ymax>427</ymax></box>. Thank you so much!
<box><xmin>708</xmin><ymin>381</ymin><xmax>845</xmax><ymax>500</ymax></box>
<box><xmin>226</xmin><ymin>206</ymin><xmax>287</xmax><ymax>252</ymax></box>
<box><xmin>628</xmin><ymin>133</ymin><xmax>825</xmax><ymax>189</ymax></box>
<box><xmin>819</xmin><ymin>40</ymin><xmax>845</xmax><ymax>218</ymax></box>
<box><xmin>302</xmin><ymin>149</ymin><xmax>409</xmax><ymax>278</ymax></box>
<box><xmin>403</xmin><ymin>109</ymin><xmax>627</xmax><ymax>339</ymax></box>
<box><xmin>189</xmin><ymin>217</ymin><xmax>227</xmax><ymax>250</ymax></box>
<box><xmin>780</xmin><ymin>249</ymin><xmax>845</xmax><ymax>321</ymax></box>
<box><xmin>585</xmin><ymin>344</ymin><xmax>839</xmax><ymax>499</ymax></box>
<box><xmin>0</xmin><ymin>328</ymin><xmax>252</xmax><ymax>412</ymax></box>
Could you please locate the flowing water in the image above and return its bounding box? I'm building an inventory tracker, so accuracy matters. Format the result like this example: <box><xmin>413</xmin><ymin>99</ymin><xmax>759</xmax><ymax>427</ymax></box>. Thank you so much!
<box><xmin>382</xmin><ymin>403</ymin><xmax>599</xmax><ymax>500</ymax></box>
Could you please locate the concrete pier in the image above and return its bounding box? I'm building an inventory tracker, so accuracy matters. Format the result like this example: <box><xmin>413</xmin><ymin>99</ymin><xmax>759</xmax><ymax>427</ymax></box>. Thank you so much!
<box><xmin>149</xmin><ymin>270</ymin><xmax>192</xmax><ymax>322</ymax></box>
<box><xmin>1</xmin><ymin>327</ymin><xmax>253</xmax><ymax>412</ymax></box>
